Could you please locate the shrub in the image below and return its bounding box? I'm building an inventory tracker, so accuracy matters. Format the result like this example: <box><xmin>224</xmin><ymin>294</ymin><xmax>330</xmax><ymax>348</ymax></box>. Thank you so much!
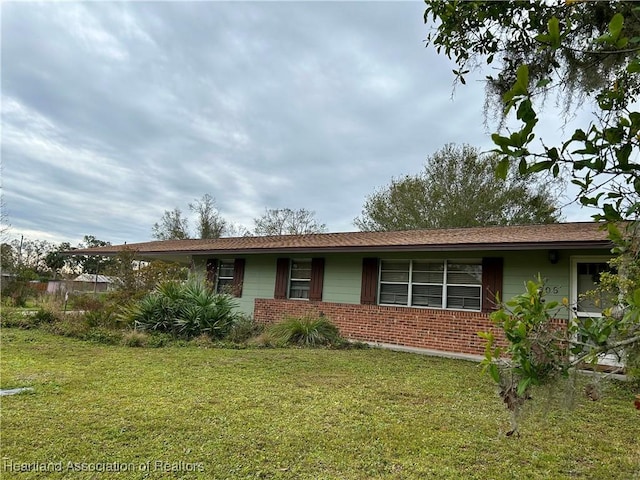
<box><xmin>268</xmin><ymin>315</ymin><xmax>341</xmax><ymax>347</ymax></box>
<box><xmin>33</xmin><ymin>308</ymin><xmax>59</xmax><ymax>325</ymax></box>
<box><xmin>84</xmin><ymin>328</ymin><xmax>122</xmax><ymax>345</ymax></box>
<box><xmin>82</xmin><ymin>304</ymin><xmax>129</xmax><ymax>330</ymax></box>
<box><xmin>35</xmin><ymin>294</ymin><xmax>64</xmax><ymax>312</ymax></box>
<box><xmin>146</xmin><ymin>332</ymin><xmax>174</xmax><ymax>348</ymax></box>
<box><xmin>121</xmin><ymin>330</ymin><xmax>149</xmax><ymax>347</ymax></box>
<box><xmin>0</xmin><ymin>309</ymin><xmax>39</xmax><ymax>329</ymax></box>
<box><xmin>70</xmin><ymin>294</ymin><xmax>105</xmax><ymax>312</ymax></box>
<box><xmin>247</xmin><ymin>330</ymin><xmax>283</xmax><ymax>348</ymax></box>
<box><xmin>225</xmin><ymin>314</ymin><xmax>263</xmax><ymax>344</ymax></box>
<box><xmin>3</xmin><ymin>282</ymin><xmax>36</xmax><ymax>308</ymax></box>
<box><xmin>44</xmin><ymin>313</ymin><xmax>92</xmax><ymax>339</ymax></box>
<box><xmin>627</xmin><ymin>346</ymin><xmax>640</xmax><ymax>385</ymax></box>
<box><xmin>122</xmin><ymin>276</ymin><xmax>239</xmax><ymax>339</ymax></box>
<box><xmin>191</xmin><ymin>333</ymin><xmax>214</xmax><ymax>348</ymax></box>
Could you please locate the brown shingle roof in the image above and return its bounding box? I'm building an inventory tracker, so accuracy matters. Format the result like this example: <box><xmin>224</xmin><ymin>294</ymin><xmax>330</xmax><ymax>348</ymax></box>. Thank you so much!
<box><xmin>69</xmin><ymin>222</ymin><xmax>611</xmax><ymax>256</ymax></box>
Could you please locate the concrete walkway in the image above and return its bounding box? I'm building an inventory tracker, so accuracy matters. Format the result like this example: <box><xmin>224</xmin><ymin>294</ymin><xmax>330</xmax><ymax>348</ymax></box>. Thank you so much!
<box><xmin>0</xmin><ymin>387</ymin><xmax>34</xmax><ymax>396</ymax></box>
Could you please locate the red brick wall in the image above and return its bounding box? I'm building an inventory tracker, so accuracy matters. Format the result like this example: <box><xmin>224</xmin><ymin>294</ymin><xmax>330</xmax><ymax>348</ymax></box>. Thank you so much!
<box><xmin>254</xmin><ymin>298</ymin><xmax>515</xmax><ymax>356</ymax></box>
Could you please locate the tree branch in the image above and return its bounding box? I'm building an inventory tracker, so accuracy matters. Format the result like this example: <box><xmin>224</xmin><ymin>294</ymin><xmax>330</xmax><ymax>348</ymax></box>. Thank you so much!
<box><xmin>569</xmin><ymin>334</ymin><xmax>640</xmax><ymax>368</ymax></box>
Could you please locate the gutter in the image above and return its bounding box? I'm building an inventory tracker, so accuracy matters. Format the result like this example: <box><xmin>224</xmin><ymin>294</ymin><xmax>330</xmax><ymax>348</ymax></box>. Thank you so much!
<box><xmin>66</xmin><ymin>241</ymin><xmax>612</xmax><ymax>257</ymax></box>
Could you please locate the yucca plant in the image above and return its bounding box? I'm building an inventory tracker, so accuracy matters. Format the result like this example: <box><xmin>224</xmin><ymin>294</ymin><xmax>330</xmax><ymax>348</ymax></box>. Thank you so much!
<box><xmin>121</xmin><ymin>275</ymin><xmax>239</xmax><ymax>339</ymax></box>
<box><xmin>124</xmin><ymin>293</ymin><xmax>176</xmax><ymax>333</ymax></box>
<box><xmin>269</xmin><ymin>315</ymin><xmax>341</xmax><ymax>347</ymax></box>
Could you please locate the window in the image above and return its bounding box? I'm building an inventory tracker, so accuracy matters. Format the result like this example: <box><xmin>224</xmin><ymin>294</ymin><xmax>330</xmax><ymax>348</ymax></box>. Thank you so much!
<box><xmin>379</xmin><ymin>260</ymin><xmax>410</xmax><ymax>305</ymax></box>
<box><xmin>206</xmin><ymin>258</ymin><xmax>245</xmax><ymax>297</ymax></box>
<box><xmin>289</xmin><ymin>259</ymin><xmax>312</xmax><ymax>299</ymax></box>
<box><xmin>576</xmin><ymin>262</ymin><xmax>613</xmax><ymax>314</ymax></box>
<box><xmin>378</xmin><ymin>260</ymin><xmax>481</xmax><ymax>311</ymax></box>
<box><xmin>216</xmin><ymin>260</ymin><xmax>235</xmax><ymax>294</ymax></box>
<box><xmin>446</xmin><ymin>262</ymin><xmax>482</xmax><ymax>310</ymax></box>
<box><xmin>274</xmin><ymin>257</ymin><xmax>324</xmax><ymax>301</ymax></box>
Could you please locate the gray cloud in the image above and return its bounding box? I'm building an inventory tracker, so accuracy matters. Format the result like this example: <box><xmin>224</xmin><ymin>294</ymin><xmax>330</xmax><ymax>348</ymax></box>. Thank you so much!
<box><xmin>2</xmin><ymin>1</ymin><xmax>592</xmax><ymax>246</ymax></box>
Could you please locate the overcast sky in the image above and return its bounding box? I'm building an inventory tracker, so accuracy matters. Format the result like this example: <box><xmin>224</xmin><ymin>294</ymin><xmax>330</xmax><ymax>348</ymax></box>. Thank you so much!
<box><xmin>2</xmin><ymin>1</ymin><xmax>596</xmax><ymax>246</ymax></box>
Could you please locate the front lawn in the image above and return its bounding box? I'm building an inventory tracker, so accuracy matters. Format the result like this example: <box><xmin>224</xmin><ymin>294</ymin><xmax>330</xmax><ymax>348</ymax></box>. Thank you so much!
<box><xmin>1</xmin><ymin>329</ymin><xmax>638</xmax><ymax>479</ymax></box>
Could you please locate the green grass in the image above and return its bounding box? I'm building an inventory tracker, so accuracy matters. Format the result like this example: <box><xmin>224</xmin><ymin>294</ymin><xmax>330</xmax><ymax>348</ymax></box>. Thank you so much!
<box><xmin>1</xmin><ymin>329</ymin><xmax>638</xmax><ymax>479</ymax></box>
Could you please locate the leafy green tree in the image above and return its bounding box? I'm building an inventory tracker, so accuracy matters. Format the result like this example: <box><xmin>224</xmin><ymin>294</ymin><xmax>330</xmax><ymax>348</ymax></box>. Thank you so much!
<box><xmin>105</xmin><ymin>247</ymin><xmax>188</xmax><ymax>303</ymax></box>
<box><xmin>252</xmin><ymin>208</ymin><xmax>327</xmax><ymax>236</ymax></box>
<box><xmin>1</xmin><ymin>242</ymin><xmax>16</xmax><ymax>273</ymax></box>
<box><xmin>44</xmin><ymin>242</ymin><xmax>71</xmax><ymax>279</ymax></box>
<box><xmin>76</xmin><ymin>235</ymin><xmax>116</xmax><ymax>275</ymax></box>
<box><xmin>8</xmin><ymin>237</ymin><xmax>55</xmax><ymax>278</ymax></box>
<box><xmin>424</xmin><ymin>1</ymin><xmax>640</xmax><ymax>413</ymax></box>
<box><xmin>423</xmin><ymin>0</ymin><xmax>639</xmax><ymax>221</ymax></box>
<box><xmin>189</xmin><ymin>194</ymin><xmax>227</xmax><ymax>239</ymax></box>
<box><xmin>479</xmin><ymin>276</ymin><xmax>567</xmax><ymax>436</ymax></box>
<box><xmin>152</xmin><ymin>208</ymin><xmax>190</xmax><ymax>241</ymax></box>
<box><xmin>355</xmin><ymin>144</ymin><xmax>560</xmax><ymax>231</ymax></box>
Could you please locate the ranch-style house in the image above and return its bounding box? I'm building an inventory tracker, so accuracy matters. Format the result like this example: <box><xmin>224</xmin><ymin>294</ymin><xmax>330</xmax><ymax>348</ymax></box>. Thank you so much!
<box><xmin>73</xmin><ymin>222</ymin><xmax>613</xmax><ymax>358</ymax></box>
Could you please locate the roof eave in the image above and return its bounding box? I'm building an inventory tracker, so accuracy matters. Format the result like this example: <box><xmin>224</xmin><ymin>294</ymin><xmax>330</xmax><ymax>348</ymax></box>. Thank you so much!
<box><xmin>130</xmin><ymin>240</ymin><xmax>612</xmax><ymax>256</ymax></box>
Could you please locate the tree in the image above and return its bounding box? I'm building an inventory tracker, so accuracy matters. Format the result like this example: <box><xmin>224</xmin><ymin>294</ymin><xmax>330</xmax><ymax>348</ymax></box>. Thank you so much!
<box><xmin>0</xmin><ymin>189</ymin><xmax>9</xmax><ymax>244</ymax></box>
<box><xmin>9</xmin><ymin>237</ymin><xmax>55</xmax><ymax>278</ymax></box>
<box><xmin>189</xmin><ymin>194</ymin><xmax>226</xmax><ymax>239</ymax></box>
<box><xmin>43</xmin><ymin>242</ymin><xmax>73</xmax><ymax>279</ymax></box>
<box><xmin>75</xmin><ymin>235</ymin><xmax>116</xmax><ymax>275</ymax></box>
<box><xmin>152</xmin><ymin>208</ymin><xmax>190</xmax><ymax>241</ymax></box>
<box><xmin>252</xmin><ymin>208</ymin><xmax>327</xmax><ymax>236</ymax></box>
<box><xmin>1</xmin><ymin>242</ymin><xmax>16</xmax><ymax>273</ymax></box>
<box><xmin>424</xmin><ymin>1</ymin><xmax>639</xmax><ymax>221</ymax></box>
<box><xmin>424</xmin><ymin>1</ymin><xmax>640</xmax><ymax>417</ymax></box>
<box><xmin>223</xmin><ymin>223</ymin><xmax>252</xmax><ymax>238</ymax></box>
<box><xmin>355</xmin><ymin>144</ymin><xmax>560</xmax><ymax>232</ymax></box>
<box><xmin>104</xmin><ymin>247</ymin><xmax>187</xmax><ymax>303</ymax></box>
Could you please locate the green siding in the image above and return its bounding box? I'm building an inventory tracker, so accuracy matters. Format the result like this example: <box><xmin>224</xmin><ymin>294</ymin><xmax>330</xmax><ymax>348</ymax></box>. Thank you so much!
<box><xmin>238</xmin><ymin>256</ymin><xmax>277</xmax><ymax>313</ymax></box>
<box><xmin>502</xmin><ymin>251</ymin><xmax>567</xmax><ymax>303</ymax></box>
<box><xmin>192</xmin><ymin>248</ymin><xmax>612</xmax><ymax>317</ymax></box>
<box><xmin>192</xmin><ymin>254</ymin><xmax>277</xmax><ymax>315</ymax></box>
<box><xmin>323</xmin><ymin>254</ymin><xmax>364</xmax><ymax>304</ymax></box>
<box><xmin>502</xmin><ymin>249</ymin><xmax>612</xmax><ymax>319</ymax></box>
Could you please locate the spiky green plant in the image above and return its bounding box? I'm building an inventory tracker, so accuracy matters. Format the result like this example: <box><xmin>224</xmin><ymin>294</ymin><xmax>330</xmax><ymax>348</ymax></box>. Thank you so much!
<box><xmin>269</xmin><ymin>315</ymin><xmax>341</xmax><ymax>347</ymax></box>
<box><xmin>121</xmin><ymin>276</ymin><xmax>239</xmax><ymax>339</ymax></box>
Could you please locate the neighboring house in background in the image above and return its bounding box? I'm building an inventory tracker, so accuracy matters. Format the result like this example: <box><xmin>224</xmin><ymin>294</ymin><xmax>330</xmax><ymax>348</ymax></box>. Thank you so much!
<box><xmin>70</xmin><ymin>273</ymin><xmax>117</xmax><ymax>293</ymax></box>
<box><xmin>72</xmin><ymin>222</ymin><xmax>613</xmax><ymax>358</ymax></box>
<box><xmin>0</xmin><ymin>272</ymin><xmax>17</xmax><ymax>291</ymax></box>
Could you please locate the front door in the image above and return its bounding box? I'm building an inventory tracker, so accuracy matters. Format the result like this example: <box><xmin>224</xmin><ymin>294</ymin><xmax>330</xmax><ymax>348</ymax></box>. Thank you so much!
<box><xmin>570</xmin><ymin>256</ymin><xmax>622</xmax><ymax>367</ymax></box>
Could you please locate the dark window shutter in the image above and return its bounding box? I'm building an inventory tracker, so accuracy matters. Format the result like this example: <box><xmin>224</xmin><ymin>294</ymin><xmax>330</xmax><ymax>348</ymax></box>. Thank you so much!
<box><xmin>232</xmin><ymin>258</ymin><xmax>246</xmax><ymax>298</ymax></box>
<box><xmin>309</xmin><ymin>258</ymin><xmax>325</xmax><ymax>301</ymax></box>
<box><xmin>361</xmin><ymin>257</ymin><xmax>379</xmax><ymax>305</ymax></box>
<box><xmin>274</xmin><ymin>258</ymin><xmax>290</xmax><ymax>299</ymax></box>
<box><xmin>482</xmin><ymin>257</ymin><xmax>503</xmax><ymax>313</ymax></box>
<box><xmin>206</xmin><ymin>259</ymin><xmax>218</xmax><ymax>288</ymax></box>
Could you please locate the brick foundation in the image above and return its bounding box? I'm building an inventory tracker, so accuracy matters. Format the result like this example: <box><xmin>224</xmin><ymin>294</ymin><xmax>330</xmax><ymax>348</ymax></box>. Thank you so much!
<box><xmin>254</xmin><ymin>298</ymin><xmax>514</xmax><ymax>356</ymax></box>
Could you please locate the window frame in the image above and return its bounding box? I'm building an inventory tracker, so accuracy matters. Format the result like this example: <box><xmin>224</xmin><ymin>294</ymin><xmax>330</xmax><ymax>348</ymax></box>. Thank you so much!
<box><xmin>216</xmin><ymin>259</ymin><xmax>235</xmax><ymax>294</ymax></box>
<box><xmin>288</xmin><ymin>258</ymin><xmax>312</xmax><ymax>300</ymax></box>
<box><xmin>377</xmin><ymin>259</ymin><xmax>482</xmax><ymax>312</ymax></box>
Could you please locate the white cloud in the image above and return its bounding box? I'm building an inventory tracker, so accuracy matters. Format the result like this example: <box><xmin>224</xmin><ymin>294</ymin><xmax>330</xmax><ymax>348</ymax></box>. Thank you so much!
<box><xmin>1</xmin><ymin>1</ymin><xmax>595</xmax><ymax>246</ymax></box>
<box><xmin>56</xmin><ymin>3</ymin><xmax>129</xmax><ymax>62</ymax></box>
